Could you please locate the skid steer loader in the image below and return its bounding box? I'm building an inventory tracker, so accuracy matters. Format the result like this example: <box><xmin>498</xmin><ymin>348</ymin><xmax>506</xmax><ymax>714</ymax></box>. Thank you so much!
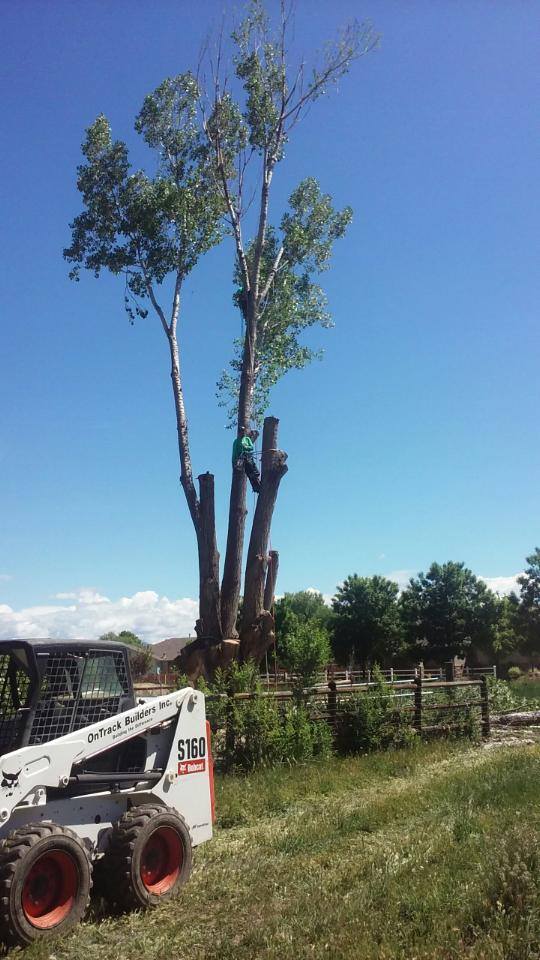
<box><xmin>0</xmin><ymin>638</ymin><xmax>215</xmax><ymax>946</ymax></box>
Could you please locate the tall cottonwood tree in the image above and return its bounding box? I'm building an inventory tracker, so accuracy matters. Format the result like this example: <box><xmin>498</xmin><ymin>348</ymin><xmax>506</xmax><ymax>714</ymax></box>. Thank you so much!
<box><xmin>65</xmin><ymin>1</ymin><xmax>377</xmax><ymax>675</ymax></box>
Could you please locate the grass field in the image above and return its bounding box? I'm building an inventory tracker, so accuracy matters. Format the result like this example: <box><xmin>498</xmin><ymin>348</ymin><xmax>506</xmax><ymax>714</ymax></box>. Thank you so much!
<box><xmin>510</xmin><ymin>677</ymin><xmax>540</xmax><ymax>705</ymax></box>
<box><xmin>10</xmin><ymin>741</ymin><xmax>540</xmax><ymax>960</ymax></box>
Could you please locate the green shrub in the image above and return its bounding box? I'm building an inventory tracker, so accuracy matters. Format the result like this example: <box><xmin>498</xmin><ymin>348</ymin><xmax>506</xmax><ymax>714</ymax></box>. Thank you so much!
<box><xmin>205</xmin><ymin>662</ymin><xmax>332</xmax><ymax>772</ymax></box>
<box><xmin>334</xmin><ymin>665</ymin><xmax>414</xmax><ymax>754</ymax></box>
<box><xmin>277</xmin><ymin>705</ymin><xmax>333</xmax><ymax>763</ymax></box>
<box><xmin>279</xmin><ymin>617</ymin><xmax>331</xmax><ymax>695</ymax></box>
<box><xmin>487</xmin><ymin>677</ymin><xmax>522</xmax><ymax>712</ymax></box>
<box><xmin>508</xmin><ymin>665</ymin><xmax>523</xmax><ymax>681</ymax></box>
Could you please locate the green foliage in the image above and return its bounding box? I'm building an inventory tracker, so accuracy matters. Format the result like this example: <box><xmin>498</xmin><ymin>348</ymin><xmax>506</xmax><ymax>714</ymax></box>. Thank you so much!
<box><xmin>399</xmin><ymin>561</ymin><xmax>500</xmax><ymax>661</ymax></box>
<box><xmin>517</xmin><ymin>547</ymin><xmax>540</xmax><ymax>654</ymax></box>
<box><xmin>331</xmin><ymin>574</ymin><xmax>402</xmax><ymax>667</ymax></box>
<box><xmin>64</xmin><ymin>74</ymin><xmax>223</xmax><ymax>322</ymax></box>
<box><xmin>220</xmin><ymin>698</ymin><xmax>332</xmax><ymax>772</ymax></box>
<box><xmin>274</xmin><ymin>589</ymin><xmax>331</xmax><ymax>636</ymax></box>
<box><xmin>278</xmin><ymin>705</ymin><xmax>333</xmax><ymax>763</ymax></box>
<box><xmin>205</xmin><ymin>661</ymin><xmax>331</xmax><ymax>772</ymax></box>
<box><xmin>510</xmin><ymin>676</ymin><xmax>540</xmax><ymax>706</ymax></box>
<box><xmin>334</xmin><ymin>665</ymin><xmax>416</xmax><ymax>754</ymax></box>
<box><xmin>217</xmin><ymin>182</ymin><xmax>352</xmax><ymax>424</ymax></box>
<box><xmin>278</xmin><ymin>619</ymin><xmax>331</xmax><ymax>694</ymax></box>
<box><xmin>488</xmin><ymin>676</ymin><xmax>540</xmax><ymax>713</ymax></box>
<box><xmin>231</xmin><ymin>1</ymin><xmax>286</xmax><ymax>157</ymax></box>
<box><xmin>508</xmin><ymin>666</ymin><xmax>523</xmax><ymax>681</ymax></box>
<box><xmin>210</xmin><ymin>2</ymin><xmax>374</xmax><ymax>424</ymax></box>
<box><xmin>99</xmin><ymin>629</ymin><xmax>153</xmax><ymax>678</ymax></box>
<box><xmin>492</xmin><ymin>593</ymin><xmax>524</xmax><ymax>657</ymax></box>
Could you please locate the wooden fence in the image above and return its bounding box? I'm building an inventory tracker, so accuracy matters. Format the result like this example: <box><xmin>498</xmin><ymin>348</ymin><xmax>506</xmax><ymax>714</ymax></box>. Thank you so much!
<box><xmin>135</xmin><ymin>665</ymin><xmax>496</xmax><ymax>698</ymax></box>
<box><xmin>204</xmin><ymin>676</ymin><xmax>491</xmax><ymax>739</ymax></box>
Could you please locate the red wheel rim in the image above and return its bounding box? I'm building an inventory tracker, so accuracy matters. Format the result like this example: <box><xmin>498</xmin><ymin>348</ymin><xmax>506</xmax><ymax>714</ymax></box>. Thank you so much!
<box><xmin>140</xmin><ymin>826</ymin><xmax>182</xmax><ymax>895</ymax></box>
<box><xmin>22</xmin><ymin>850</ymin><xmax>78</xmax><ymax>929</ymax></box>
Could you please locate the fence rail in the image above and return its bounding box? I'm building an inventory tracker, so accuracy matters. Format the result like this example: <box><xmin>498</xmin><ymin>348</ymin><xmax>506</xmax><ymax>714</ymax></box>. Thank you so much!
<box><xmin>136</xmin><ymin>664</ymin><xmax>497</xmax><ymax>698</ymax></box>
<box><xmin>203</xmin><ymin>676</ymin><xmax>490</xmax><ymax>739</ymax></box>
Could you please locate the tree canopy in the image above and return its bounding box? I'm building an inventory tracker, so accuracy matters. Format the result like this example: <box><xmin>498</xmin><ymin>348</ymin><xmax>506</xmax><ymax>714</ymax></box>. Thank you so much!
<box><xmin>275</xmin><ymin>590</ymin><xmax>331</xmax><ymax>637</ymax></box>
<box><xmin>517</xmin><ymin>548</ymin><xmax>540</xmax><ymax>654</ymax></box>
<box><xmin>399</xmin><ymin>562</ymin><xmax>500</xmax><ymax>662</ymax></box>
<box><xmin>331</xmin><ymin>575</ymin><xmax>402</xmax><ymax>667</ymax></box>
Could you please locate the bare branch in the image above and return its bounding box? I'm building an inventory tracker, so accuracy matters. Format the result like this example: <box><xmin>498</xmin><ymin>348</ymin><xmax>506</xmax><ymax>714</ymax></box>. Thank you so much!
<box><xmin>260</xmin><ymin>245</ymin><xmax>284</xmax><ymax>302</ymax></box>
<box><xmin>144</xmin><ymin>280</ymin><xmax>170</xmax><ymax>338</ymax></box>
<box><xmin>282</xmin><ymin>22</ymin><xmax>378</xmax><ymax>127</ymax></box>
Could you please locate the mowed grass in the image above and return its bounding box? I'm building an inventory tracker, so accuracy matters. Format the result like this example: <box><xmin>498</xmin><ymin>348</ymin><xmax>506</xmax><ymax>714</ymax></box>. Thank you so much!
<box><xmin>10</xmin><ymin>741</ymin><xmax>540</xmax><ymax>960</ymax></box>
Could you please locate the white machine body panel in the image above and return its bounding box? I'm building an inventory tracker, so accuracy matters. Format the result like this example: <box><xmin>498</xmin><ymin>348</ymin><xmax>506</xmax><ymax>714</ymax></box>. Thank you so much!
<box><xmin>0</xmin><ymin>688</ymin><xmax>213</xmax><ymax>850</ymax></box>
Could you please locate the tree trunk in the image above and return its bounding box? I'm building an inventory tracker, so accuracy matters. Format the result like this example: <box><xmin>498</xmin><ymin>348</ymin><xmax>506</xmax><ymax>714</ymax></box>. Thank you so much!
<box><xmin>220</xmin><ymin>468</ymin><xmax>248</xmax><ymax>639</ymax></box>
<box><xmin>220</xmin><ymin>295</ymin><xmax>256</xmax><ymax>639</ymax></box>
<box><xmin>240</xmin><ymin>417</ymin><xmax>288</xmax><ymax>663</ymax></box>
<box><xmin>197</xmin><ymin>472</ymin><xmax>222</xmax><ymax>641</ymax></box>
<box><xmin>168</xmin><ymin>329</ymin><xmax>199</xmax><ymax>528</ymax></box>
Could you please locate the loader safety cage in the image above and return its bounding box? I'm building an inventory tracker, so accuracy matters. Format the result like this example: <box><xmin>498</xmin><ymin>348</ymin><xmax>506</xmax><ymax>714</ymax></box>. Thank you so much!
<box><xmin>0</xmin><ymin>639</ymin><xmax>135</xmax><ymax>758</ymax></box>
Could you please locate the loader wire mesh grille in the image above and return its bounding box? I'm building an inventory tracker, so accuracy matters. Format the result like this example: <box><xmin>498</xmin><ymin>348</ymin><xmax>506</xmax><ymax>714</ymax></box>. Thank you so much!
<box><xmin>29</xmin><ymin>649</ymin><xmax>130</xmax><ymax>745</ymax></box>
<box><xmin>0</xmin><ymin>653</ymin><xmax>31</xmax><ymax>754</ymax></box>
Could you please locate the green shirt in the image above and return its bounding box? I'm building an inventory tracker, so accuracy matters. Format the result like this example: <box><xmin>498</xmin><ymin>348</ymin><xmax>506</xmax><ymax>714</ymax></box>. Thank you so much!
<box><xmin>232</xmin><ymin>435</ymin><xmax>254</xmax><ymax>464</ymax></box>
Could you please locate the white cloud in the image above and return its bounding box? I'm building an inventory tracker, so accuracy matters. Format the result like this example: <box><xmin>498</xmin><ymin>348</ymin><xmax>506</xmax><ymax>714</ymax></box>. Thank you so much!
<box><xmin>385</xmin><ymin>569</ymin><xmax>416</xmax><ymax>590</ymax></box>
<box><xmin>0</xmin><ymin>571</ymin><xmax>524</xmax><ymax>645</ymax></box>
<box><xmin>480</xmin><ymin>574</ymin><xmax>522</xmax><ymax>597</ymax></box>
<box><xmin>0</xmin><ymin>574</ymin><xmax>12</xmax><ymax>582</ymax></box>
<box><xmin>0</xmin><ymin>588</ymin><xmax>198</xmax><ymax>645</ymax></box>
<box><xmin>53</xmin><ymin>589</ymin><xmax>110</xmax><ymax>604</ymax></box>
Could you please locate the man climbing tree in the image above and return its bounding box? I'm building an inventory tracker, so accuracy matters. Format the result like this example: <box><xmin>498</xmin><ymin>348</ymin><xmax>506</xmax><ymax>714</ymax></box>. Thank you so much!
<box><xmin>64</xmin><ymin>1</ymin><xmax>377</xmax><ymax>676</ymax></box>
<box><xmin>233</xmin><ymin>426</ymin><xmax>261</xmax><ymax>493</ymax></box>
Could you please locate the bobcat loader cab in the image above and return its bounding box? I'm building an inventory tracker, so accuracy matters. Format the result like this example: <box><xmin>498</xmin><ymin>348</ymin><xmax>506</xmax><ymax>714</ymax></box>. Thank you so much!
<box><xmin>0</xmin><ymin>638</ymin><xmax>214</xmax><ymax>946</ymax></box>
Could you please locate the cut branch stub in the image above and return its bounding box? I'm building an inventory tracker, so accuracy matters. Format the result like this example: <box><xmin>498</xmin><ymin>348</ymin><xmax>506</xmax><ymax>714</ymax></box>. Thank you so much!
<box><xmin>240</xmin><ymin>417</ymin><xmax>287</xmax><ymax>663</ymax></box>
<box><xmin>264</xmin><ymin>550</ymin><xmax>279</xmax><ymax>612</ymax></box>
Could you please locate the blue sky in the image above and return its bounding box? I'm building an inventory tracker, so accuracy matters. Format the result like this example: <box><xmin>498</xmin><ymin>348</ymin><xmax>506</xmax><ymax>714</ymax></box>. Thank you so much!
<box><xmin>1</xmin><ymin>1</ymin><xmax>538</xmax><ymax>641</ymax></box>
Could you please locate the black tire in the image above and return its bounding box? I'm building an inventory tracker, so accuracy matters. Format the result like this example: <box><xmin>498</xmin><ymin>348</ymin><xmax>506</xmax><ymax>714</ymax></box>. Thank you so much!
<box><xmin>104</xmin><ymin>804</ymin><xmax>192</xmax><ymax>910</ymax></box>
<box><xmin>103</xmin><ymin>804</ymin><xmax>192</xmax><ymax>910</ymax></box>
<box><xmin>0</xmin><ymin>823</ymin><xmax>92</xmax><ymax>947</ymax></box>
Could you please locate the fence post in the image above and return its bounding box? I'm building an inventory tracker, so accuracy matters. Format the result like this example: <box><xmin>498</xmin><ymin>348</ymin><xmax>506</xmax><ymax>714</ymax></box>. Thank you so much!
<box><xmin>480</xmin><ymin>675</ymin><xmax>491</xmax><ymax>739</ymax></box>
<box><xmin>389</xmin><ymin>667</ymin><xmax>394</xmax><ymax>684</ymax></box>
<box><xmin>413</xmin><ymin>674</ymin><xmax>423</xmax><ymax>733</ymax></box>
<box><xmin>224</xmin><ymin>688</ymin><xmax>236</xmax><ymax>769</ymax></box>
<box><xmin>492</xmin><ymin>665</ymin><xmax>497</xmax><ymax>679</ymax></box>
<box><xmin>414</xmin><ymin>674</ymin><xmax>423</xmax><ymax>733</ymax></box>
<box><xmin>327</xmin><ymin>680</ymin><xmax>337</xmax><ymax>732</ymax></box>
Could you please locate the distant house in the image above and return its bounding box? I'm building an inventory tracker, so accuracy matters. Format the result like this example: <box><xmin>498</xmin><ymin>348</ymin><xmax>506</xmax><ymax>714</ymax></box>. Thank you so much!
<box><xmin>150</xmin><ymin>637</ymin><xmax>192</xmax><ymax>673</ymax></box>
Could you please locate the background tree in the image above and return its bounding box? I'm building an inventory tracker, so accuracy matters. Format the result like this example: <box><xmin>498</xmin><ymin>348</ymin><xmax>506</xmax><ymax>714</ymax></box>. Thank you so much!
<box><xmin>399</xmin><ymin>561</ymin><xmax>499</xmax><ymax>662</ymax></box>
<box><xmin>517</xmin><ymin>548</ymin><xmax>540</xmax><ymax>656</ymax></box>
<box><xmin>279</xmin><ymin>619</ymin><xmax>331</xmax><ymax>696</ymax></box>
<box><xmin>331</xmin><ymin>575</ymin><xmax>403</xmax><ymax>669</ymax></box>
<box><xmin>491</xmin><ymin>593</ymin><xmax>523</xmax><ymax>663</ymax></box>
<box><xmin>100</xmin><ymin>630</ymin><xmax>153</xmax><ymax>678</ymax></box>
<box><xmin>65</xmin><ymin>2</ymin><xmax>377</xmax><ymax>676</ymax></box>
<box><xmin>274</xmin><ymin>590</ymin><xmax>331</xmax><ymax>638</ymax></box>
